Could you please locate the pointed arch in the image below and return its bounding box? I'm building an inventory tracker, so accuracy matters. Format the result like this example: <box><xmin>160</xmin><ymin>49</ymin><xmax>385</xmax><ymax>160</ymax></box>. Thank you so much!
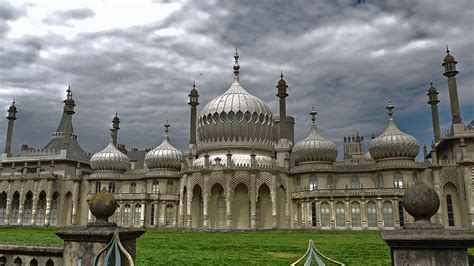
<box><xmin>23</xmin><ymin>191</ymin><xmax>33</xmax><ymax>224</ymax></box>
<box><xmin>232</xmin><ymin>183</ymin><xmax>249</xmax><ymax>229</ymax></box>
<box><xmin>36</xmin><ymin>190</ymin><xmax>47</xmax><ymax>225</ymax></box>
<box><xmin>257</xmin><ymin>184</ymin><xmax>271</xmax><ymax>229</ymax></box>
<box><xmin>10</xmin><ymin>191</ymin><xmax>20</xmax><ymax>225</ymax></box>
<box><xmin>50</xmin><ymin>191</ymin><xmax>59</xmax><ymax>226</ymax></box>
<box><xmin>383</xmin><ymin>200</ymin><xmax>394</xmax><ymax>227</ymax></box>
<box><xmin>209</xmin><ymin>183</ymin><xmax>225</xmax><ymax>229</ymax></box>
<box><xmin>0</xmin><ymin>192</ymin><xmax>6</xmax><ymax>225</ymax></box>
<box><xmin>61</xmin><ymin>191</ymin><xmax>73</xmax><ymax>225</ymax></box>
<box><xmin>191</xmin><ymin>184</ymin><xmax>203</xmax><ymax>228</ymax></box>
<box><xmin>30</xmin><ymin>258</ymin><xmax>38</xmax><ymax>266</ymax></box>
<box><xmin>443</xmin><ymin>182</ymin><xmax>460</xmax><ymax>228</ymax></box>
<box><xmin>276</xmin><ymin>185</ymin><xmax>287</xmax><ymax>228</ymax></box>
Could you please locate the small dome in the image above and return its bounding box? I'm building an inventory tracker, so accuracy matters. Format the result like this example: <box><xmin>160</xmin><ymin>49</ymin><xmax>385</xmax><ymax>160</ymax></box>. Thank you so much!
<box><xmin>91</xmin><ymin>136</ymin><xmax>129</xmax><ymax>172</ymax></box>
<box><xmin>443</xmin><ymin>51</ymin><xmax>455</xmax><ymax>63</ymax></box>
<box><xmin>368</xmin><ymin>101</ymin><xmax>420</xmax><ymax>161</ymax></box>
<box><xmin>292</xmin><ymin>108</ymin><xmax>338</xmax><ymax>164</ymax></box>
<box><xmin>145</xmin><ymin>122</ymin><xmax>183</xmax><ymax>170</ymax></box>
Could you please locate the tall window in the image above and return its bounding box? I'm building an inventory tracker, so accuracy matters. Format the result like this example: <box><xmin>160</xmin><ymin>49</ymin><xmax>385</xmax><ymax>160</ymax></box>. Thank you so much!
<box><xmin>394</xmin><ymin>172</ymin><xmax>403</xmax><ymax>188</ymax></box>
<box><xmin>383</xmin><ymin>201</ymin><xmax>394</xmax><ymax>227</ymax></box>
<box><xmin>130</xmin><ymin>182</ymin><xmax>136</xmax><ymax>193</ymax></box>
<box><xmin>166</xmin><ymin>204</ymin><xmax>174</xmax><ymax>226</ymax></box>
<box><xmin>309</xmin><ymin>176</ymin><xmax>317</xmax><ymax>191</ymax></box>
<box><xmin>50</xmin><ymin>192</ymin><xmax>58</xmax><ymax>225</ymax></box>
<box><xmin>0</xmin><ymin>192</ymin><xmax>6</xmax><ymax>225</ymax></box>
<box><xmin>320</xmin><ymin>202</ymin><xmax>330</xmax><ymax>227</ymax></box>
<box><xmin>378</xmin><ymin>174</ymin><xmax>384</xmax><ymax>188</ymax></box>
<box><xmin>108</xmin><ymin>182</ymin><xmax>116</xmax><ymax>193</ymax></box>
<box><xmin>351</xmin><ymin>176</ymin><xmax>360</xmax><ymax>189</ymax></box>
<box><xmin>152</xmin><ymin>181</ymin><xmax>159</xmax><ymax>193</ymax></box>
<box><xmin>96</xmin><ymin>182</ymin><xmax>101</xmax><ymax>193</ymax></box>
<box><xmin>123</xmin><ymin>205</ymin><xmax>131</xmax><ymax>227</ymax></box>
<box><xmin>167</xmin><ymin>180</ymin><xmax>174</xmax><ymax>193</ymax></box>
<box><xmin>36</xmin><ymin>192</ymin><xmax>46</xmax><ymax>225</ymax></box>
<box><xmin>10</xmin><ymin>192</ymin><xmax>19</xmax><ymax>225</ymax></box>
<box><xmin>367</xmin><ymin>201</ymin><xmax>377</xmax><ymax>227</ymax></box>
<box><xmin>23</xmin><ymin>192</ymin><xmax>33</xmax><ymax>224</ymax></box>
<box><xmin>351</xmin><ymin>202</ymin><xmax>361</xmax><ymax>227</ymax></box>
<box><xmin>134</xmin><ymin>204</ymin><xmax>142</xmax><ymax>226</ymax></box>
<box><xmin>447</xmin><ymin>195</ymin><xmax>455</xmax><ymax>227</ymax></box>
<box><xmin>311</xmin><ymin>202</ymin><xmax>317</xmax><ymax>226</ymax></box>
<box><xmin>398</xmin><ymin>201</ymin><xmax>405</xmax><ymax>227</ymax></box>
<box><xmin>336</xmin><ymin>202</ymin><xmax>345</xmax><ymax>227</ymax></box>
<box><xmin>295</xmin><ymin>176</ymin><xmax>301</xmax><ymax>190</ymax></box>
<box><xmin>327</xmin><ymin>175</ymin><xmax>333</xmax><ymax>189</ymax></box>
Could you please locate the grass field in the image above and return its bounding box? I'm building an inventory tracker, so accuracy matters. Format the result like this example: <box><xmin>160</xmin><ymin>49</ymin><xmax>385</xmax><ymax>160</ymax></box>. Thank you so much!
<box><xmin>0</xmin><ymin>227</ymin><xmax>395</xmax><ymax>265</ymax></box>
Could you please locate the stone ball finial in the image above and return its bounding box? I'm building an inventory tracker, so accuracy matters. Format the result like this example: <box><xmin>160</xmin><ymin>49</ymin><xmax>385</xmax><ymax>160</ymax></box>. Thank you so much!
<box><xmin>88</xmin><ymin>188</ymin><xmax>117</xmax><ymax>226</ymax></box>
<box><xmin>403</xmin><ymin>178</ymin><xmax>441</xmax><ymax>228</ymax></box>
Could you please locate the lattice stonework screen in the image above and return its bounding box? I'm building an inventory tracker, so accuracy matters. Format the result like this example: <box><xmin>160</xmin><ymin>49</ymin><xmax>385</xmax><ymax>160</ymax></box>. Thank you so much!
<box><xmin>440</xmin><ymin>166</ymin><xmax>459</xmax><ymax>190</ymax></box>
<box><xmin>208</xmin><ymin>171</ymin><xmax>225</xmax><ymax>195</ymax></box>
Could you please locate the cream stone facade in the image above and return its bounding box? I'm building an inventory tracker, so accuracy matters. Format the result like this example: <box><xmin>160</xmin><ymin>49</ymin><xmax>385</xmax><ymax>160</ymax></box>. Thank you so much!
<box><xmin>0</xmin><ymin>49</ymin><xmax>473</xmax><ymax>230</ymax></box>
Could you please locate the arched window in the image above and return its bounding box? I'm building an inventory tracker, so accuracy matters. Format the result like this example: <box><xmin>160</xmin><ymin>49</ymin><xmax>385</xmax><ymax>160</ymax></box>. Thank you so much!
<box><xmin>123</xmin><ymin>205</ymin><xmax>131</xmax><ymax>227</ymax></box>
<box><xmin>0</xmin><ymin>192</ymin><xmax>7</xmax><ymax>225</ymax></box>
<box><xmin>394</xmin><ymin>172</ymin><xmax>403</xmax><ymax>188</ymax></box>
<box><xmin>336</xmin><ymin>202</ymin><xmax>345</xmax><ymax>227</ymax></box>
<box><xmin>442</xmin><ymin>155</ymin><xmax>449</xmax><ymax>164</ymax></box>
<box><xmin>108</xmin><ymin>182</ymin><xmax>116</xmax><ymax>193</ymax></box>
<box><xmin>23</xmin><ymin>191</ymin><xmax>33</xmax><ymax>224</ymax></box>
<box><xmin>150</xmin><ymin>204</ymin><xmax>155</xmax><ymax>225</ymax></box>
<box><xmin>295</xmin><ymin>176</ymin><xmax>301</xmax><ymax>190</ymax></box>
<box><xmin>134</xmin><ymin>204</ymin><xmax>142</xmax><ymax>226</ymax></box>
<box><xmin>309</xmin><ymin>176</ymin><xmax>317</xmax><ymax>191</ymax></box>
<box><xmin>351</xmin><ymin>176</ymin><xmax>360</xmax><ymax>189</ymax></box>
<box><xmin>10</xmin><ymin>192</ymin><xmax>20</xmax><ymax>225</ymax></box>
<box><xmin>311</xmin><ymin>202</ymin><xmax>317</xmax><ymax>226</ymax></box>
<box><xmin>351</xmin><ymin>202</ymin><xmax>361</xmax><ymax>227</ymax></box>
<box><xmin>46</xmin><ymin>259</ymin><xmax>54</xmax><ymax>266</ymax></box>
<box><xmin>367</xmin><ymin>201</ymin><xmax>377</xmax><ymax>227</ymax></box>
<box><xmin>36</xmin><ymin>191</ymin><xmax>46</xmax><ymax>225</ymax></box>
<box><xmin>398</xmin><ymin>201</ymin><xmax>405</xmax><ymax>227</ymax></box>
<box><xmin>320</xmin><ymin>202</ymin><xmax>331</xmax><ymax>227</ymax></box>
<box><xmin>383</xmin><ymin>201</ymin><xmax>394</xmax><ymax>227</ymax></box>
<box><xmin>50</xmin><ymin>192</ymin><xmax>59</xmax><ymax>226</ymax></box>
<box><xmin>30</xmin><ymin>258</ymin><xmax>38</xmax><ymax>266</ymax></box>
<box><xmin>152</xmin><ymin>180</ymin><xmax>159</xmax><ymax>193</ymax></box>
<box><xmin>96</xmin><ymin>182</ymin><xmax>101</xmax><ymax>193</ymax></box>
<box><xmin>327</xmin><ymin>175</ymin><xmax>333</xmax><ymax>189</ymax></box>
<box><xmin>0</xmin><ymin>256</ymin><xmax>6</xmax><ymax>266</ymax></box>
<box><xmin>14</xmin><ymin>257</ymin><xmax>22</xmax><ymax>266</ymax></box>
<box><xmin>166</xmin><ymin>204</ymin><xmax>174</xmax><ymax>226</ymax></box>
<box><xmin>167</xmin><ymin>180</ymin><xmax>174</xmax><ymax>193</ymax></box>
<box><xmin>447</xmin><ymin>194</ymin><xmax>455</xmax><ymax>226</ymax></box>
<box><xmin>378</xmin><ymin>174</ymin><xmax>384</xmax><ymax>188</ymax></box>
<box><xmin>130</xmin><ymin>182</ymin><xmax>136</xmax><ymax>193</ymax></box>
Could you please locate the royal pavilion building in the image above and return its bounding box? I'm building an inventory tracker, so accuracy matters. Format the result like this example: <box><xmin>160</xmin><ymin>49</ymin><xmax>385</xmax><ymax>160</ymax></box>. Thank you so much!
<box><xmin>0</xmin><ymin>49</ymin><xmax>473</xmax><ymax>230</ymax></box>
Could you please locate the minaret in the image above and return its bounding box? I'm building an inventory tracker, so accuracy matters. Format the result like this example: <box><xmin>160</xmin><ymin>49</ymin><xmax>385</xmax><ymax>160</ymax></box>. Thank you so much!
<box><xmin>188</xmin><ymin>82</ymin><xmax>199</xmax><ymax>146</ymax></box>
<box><xmin>427</xmin><ymin>82</ymin><xmax>441</xmax><ymax>142</ymax></box>
<box><xmin>276</xmin><ymin>71</ymin><xmax>288</xmax><ymax>140</ymax></box>
<box><xmin>63</xmin><ymin>86</ymin><xmax>76</xmax><ymax>150</ymax></box>
<box><xmin>3</xmin><ymin>100</ymin><xmax>17</xmax><ymax>156</ymax></box>
<box><xmin>111</xmin><ymin>113</ymin><xmax>120</xmax><ymax>146</ymax></box>
<box><xmin>442</xmin><ymin>47</ymin><xmax>462</xmax><ymax>125</ymax></box>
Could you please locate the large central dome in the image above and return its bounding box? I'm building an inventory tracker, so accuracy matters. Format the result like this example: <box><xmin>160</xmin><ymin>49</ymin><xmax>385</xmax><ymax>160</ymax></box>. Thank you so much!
<box><xmin>198</xmin><ymin>51</ymin><xmax>275</xmax><ymax>147</ymax></box>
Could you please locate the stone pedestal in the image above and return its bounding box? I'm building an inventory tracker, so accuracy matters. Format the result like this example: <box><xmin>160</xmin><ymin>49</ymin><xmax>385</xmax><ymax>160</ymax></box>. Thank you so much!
<box><xmin>380</xmin><ymin>229</ymin><xmax>474</xmax><ymax>266</ymax></box>
<box><xmin>56</xmin><ymin>226</ymin><xmax>145</xmax><ymax>266</ymax></box>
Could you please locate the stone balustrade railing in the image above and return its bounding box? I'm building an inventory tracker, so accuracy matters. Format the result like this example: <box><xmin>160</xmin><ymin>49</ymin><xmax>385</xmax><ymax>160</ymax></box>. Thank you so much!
<box><xmin>291</xmin><ymin>187</ymin><xmax>406</xmax><ymax>199</ymax></box>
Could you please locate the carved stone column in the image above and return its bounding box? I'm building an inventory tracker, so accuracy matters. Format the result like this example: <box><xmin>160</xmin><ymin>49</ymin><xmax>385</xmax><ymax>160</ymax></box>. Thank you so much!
<box><xmin>250</xmin><ymin>172</ymin><xmax>257</xmax><ymax>229</ymax></box>
<box><xmin>271</xmin><ymin>174</ymin><xmax>278</xmax><ymax>229</ymax></box>
<box><xmin>330</xmin><ymin>199</ymin><xmax>336</xmax><ymax>229</ymax></box>
<box><xmin>140</xmin><ymin>202</ymin><xmax>145</xmax><ymax>227</ymax></box>
<box><xmin>44</xmin><ymin>179</ymin><xmax>53</xmax><ymax>225</ymax></box>
<box><xmin>160</xmin><ymin>201</ymin><xmax>166</xmax><ymax>227</ymax></box>
<box><xmin>17</xmin><ymin>179</ymin><xmax>25</xmax><ymax>225</ymax></box>
<box><xmin>315</xmin><ymin>199</ymin><xmax>321</xmax><ymax>228</ymax></box>
<box><xmin>4</xmin><ymin>181</ymin><xmax>12</xmax><ymax>225</ymax></box>
<box><xmin>203</xmin><ymin>173</ymin><xmax>209</xmax><ymax>228</ymax></box>
<box><xmin>154</xmin><ymin>201</ymin><xmax>159</xmax><ymax>227</ymax></box>
<box><xmin>224</xmin><ymin>170</ymin><xmax>233</xmax><ymax>228</ymax></box>
<box><xmin>377</xmin><ymin>196</ymin><xmax>383</xmax><ymax>229</ymax></box>
<box><xmin>178</xmin><ymin>175</ymin><xmax>186</xmax><ymax>228</ymax></box>
<box><xmin>30</xmin><ymin>180</ymin><xmax>39</xmax><ymax>225</ymax></box>
<box><xmin>361</xmin><ymin>198</ymin><xmax>368</xmax><ymax>229</ymax></box>
<box><xmin>186</xmin><ymin>177</ymin><xmax>192</xmax><ymax>228</ymax></box>
<box><xmin>345</xmin><ymin>197</ymin><xmax>351</xmax><ymax>229</ymax></box>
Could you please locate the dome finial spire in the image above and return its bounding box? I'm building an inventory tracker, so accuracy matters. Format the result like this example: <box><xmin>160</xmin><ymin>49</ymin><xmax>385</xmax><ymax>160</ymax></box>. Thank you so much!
<box><xmin>310</xmin><ymin>106</ymin><xmax>317</xmax><ymax>124</ymax></box>
<box><xmin>164</xmin><ymin>118</ymin><xmax>170</xmax><ymax>140</ymax></box>
<box><xmin>446</xmin><ymin>45</ymin><xmax>450</xmax><ymax>54</ymax></box>
<box><xmin>233</xmin><ymin>47</ymin><xmax>240</xmax><ymax>78</ymax></box>
<box><xmin>280</xmin><ymin>70</ymin><xmax>284</xmax><ymax>79</ymax></box>
<box><xmin>386</xmin><ymin>100</ymin><xmax>394</xmax><ymax>118</ymax></box>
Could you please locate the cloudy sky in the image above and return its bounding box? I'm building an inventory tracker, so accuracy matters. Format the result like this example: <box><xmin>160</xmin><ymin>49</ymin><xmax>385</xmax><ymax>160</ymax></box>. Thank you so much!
<box><xmin>0</xmin><ymin>0</ymin><xmax>473</xmax><ymax>159</ymax></box>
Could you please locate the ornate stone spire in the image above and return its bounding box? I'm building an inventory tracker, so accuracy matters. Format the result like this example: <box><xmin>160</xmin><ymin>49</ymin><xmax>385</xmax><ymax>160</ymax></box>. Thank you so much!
<box><xmin>427</xmin><ymin>82</ymin><xmax>441</xmax><ymax>142</ymax></box>
<box><xmin>4</xmin><ymin>99</ymin><xmax>17</xmax><ymax>155</ymax></box>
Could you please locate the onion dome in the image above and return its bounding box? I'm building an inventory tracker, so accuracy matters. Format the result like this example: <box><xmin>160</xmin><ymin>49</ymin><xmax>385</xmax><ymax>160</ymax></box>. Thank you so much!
<box><xmin>198</xmin><ymin>49</ymin><xmax>275</xmax><ymax>144</ymax></box>
<box><xmin>91</xmin><ymin>133</ymin><xmax>129</xmax><ymax>172</ymax></box>
<box><xmin>368</xmin><ymin>101</ymin><xmax>420</xmax><ymax>161</ymax></box>
<box><xmin>292</xmin><ymin>107</ymin><xmax>338</xmax><ymax>164</ymax></box>
<box><xmin>145</xmin><ymin>121</ymin><xmax>183</xmax><ymax>170</ymax></box>
<box><xmin>443</xmin><ymin>46</ymin><xmax>455</xmax><ymax>63</ymax></box>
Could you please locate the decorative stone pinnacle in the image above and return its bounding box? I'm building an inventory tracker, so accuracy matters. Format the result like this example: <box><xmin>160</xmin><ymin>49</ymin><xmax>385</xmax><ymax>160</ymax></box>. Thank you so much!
<box><xmin>233</xmin><ymin>47</ymin><xmax>240</xmax><ymax>77</ymax></box>
<box><xmin>280</xmin><ymin>70</ymin><xmax>284</xmax><ymax>79</ymax></box>
<box><xmin>446</xmin><ymin>45</ymin><xmax>450</xmax><ymax>54</ymax></box>
<box><xmin>310</xmin><ymin>106</ymin><xmax>317</xmax><ymax>124</ymax></box>
<box><xmin>403</xmin><ymin>178</ymin><xmax>442</xmax><ymax>229</ymax></box>
<box><xmin>87</xmin><ymin>187</ymin><xmax>117</xmax><ymax>226</ymax></box>
<box><xmin>386</xmin><ymin>100</ymin><xmax>394</xmax><ymax>118</ymax></box>
<box><xmin>164</xmin><ymin>119</ymin><xmax>170</xmax><ymax>139</ymax></box>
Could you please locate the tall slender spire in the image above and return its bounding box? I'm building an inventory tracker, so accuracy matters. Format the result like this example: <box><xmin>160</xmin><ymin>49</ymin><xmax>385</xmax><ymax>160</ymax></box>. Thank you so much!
<box><xmin>442</xmin><ymin>47</ymin><xmax>462</xmax><ymax>125</ymax></box>
<box><xmin>63</xmin><ymin>85</ymin><xmax>75</xmax><ymax>149</ymax></box>
<box><xmin>4</xmin><ymin>100</ymin><xmax>18</xmax><ymax>155</ymax></box>
<box><xmin>188</xmin><ymin>82</ymin><xmax>199</xmax><ymax>146</ymax></box>
<box><xmin>310</xmin><ymin>106</ymin><xmax>317</xmax><ymax>124</ymax></box>
<box><xmin>110</xmin><ymin>112</ymin><xmax>120</xmax><ymax>146</ymax></box>
<box><xmin>277</xmin><ymin>71</ymin><xmax>289</xmax><ymax>140</ymax></box>
<box><xmin>386</xmin><ymin>100</ymin><xmax>394</xmax><ymax>119</ymax></box>
<box><xmin>233</xmin><ymin>47</ymin><xmax>240</xmax><ymax>78</ymax></box>
<box><xmin>164</xmin><ymin>119</ymin><xmax>170</xmax><ymax>141</ymax></box>
<box><xmin>427</xmin><ymin>82</ymin><xmax>441</xmax><ymax>142</ymax></box>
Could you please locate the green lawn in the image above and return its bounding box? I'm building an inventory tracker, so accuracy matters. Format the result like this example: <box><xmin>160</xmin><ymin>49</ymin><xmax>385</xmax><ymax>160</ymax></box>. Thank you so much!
<box><xmin>0</xmin><ymin>227</ymin><xmax>392</xmax><ymax>265</ymax></box>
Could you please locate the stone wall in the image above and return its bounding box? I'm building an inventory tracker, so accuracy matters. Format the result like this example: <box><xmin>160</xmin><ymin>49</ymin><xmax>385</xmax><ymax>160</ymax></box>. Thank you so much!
<box><xmin>0</xmin><ymin>243</ymin><xmax>63</xmax><ymax>266</ymax></box>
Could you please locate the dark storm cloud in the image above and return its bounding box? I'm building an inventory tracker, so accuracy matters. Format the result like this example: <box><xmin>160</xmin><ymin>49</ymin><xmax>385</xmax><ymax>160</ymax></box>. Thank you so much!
<box><xmin>0</xmin><ymin>1</ymin><xmax>26</xmax><ymax>37</ymax></box>
<box><xmin>0</xmin><ymin>0</ymin><xmax>472</xmax><ymax>159</ymax></box>
<box><xmin>42</xmin><ymin>8</ymin><xmax>95</xmax><ymax>26</ymax></box>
